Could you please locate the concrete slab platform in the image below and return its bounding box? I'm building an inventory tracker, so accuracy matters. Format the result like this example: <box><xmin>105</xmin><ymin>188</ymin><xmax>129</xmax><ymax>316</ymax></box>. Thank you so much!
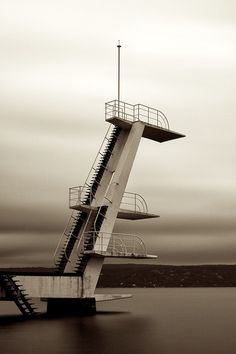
<box><xmin>106</xmin><ymin>116</ymin><xmax>185</xmax><ymax>142</ymax></box>
<box><xmin>117</xmin><ymin>209</ymin><xmax>159</xmax><ymax>220</ymax></box>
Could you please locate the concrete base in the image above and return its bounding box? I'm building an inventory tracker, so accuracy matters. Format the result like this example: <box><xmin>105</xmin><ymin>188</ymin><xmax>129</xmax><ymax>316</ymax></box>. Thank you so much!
<box><xmin>47</xmin><ymin>298</ymin><xmax>96</xmax><ymax>316</ymax></box>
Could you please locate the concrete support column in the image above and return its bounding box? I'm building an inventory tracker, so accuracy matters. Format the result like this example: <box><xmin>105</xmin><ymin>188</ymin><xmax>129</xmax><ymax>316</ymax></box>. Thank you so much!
<box><xmin>83</xmin><ymin>121</ymin><xmax>145</xmax><ymax>297</ymax></box>
<box><xmin>64</xmin><ymin>128</ymin><xmax>129</xmax><ymax>273</ymax></box>
<box><xmin>47</xmin><ymin>298</ymin><xmax>96</xmax><ymax>315</ymax></box>
<box><xmin>91</xmin><ymin>129</ymin><xmax>129</xmax><ymax>206</ymax></box>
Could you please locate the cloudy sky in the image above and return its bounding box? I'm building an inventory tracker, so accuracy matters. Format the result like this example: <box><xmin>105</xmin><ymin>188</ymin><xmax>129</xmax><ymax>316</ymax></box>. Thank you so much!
<box><xmin>1</xmin><ymin>0</ymin><xmax>236</xmax><ymax>267</ymax></box>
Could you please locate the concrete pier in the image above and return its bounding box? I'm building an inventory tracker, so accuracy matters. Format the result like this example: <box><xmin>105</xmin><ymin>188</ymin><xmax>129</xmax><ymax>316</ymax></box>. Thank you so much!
<box><xmin>47</xmin><ymin>297</ymin><xmax>96</xmax><ymax>315</ymax></box>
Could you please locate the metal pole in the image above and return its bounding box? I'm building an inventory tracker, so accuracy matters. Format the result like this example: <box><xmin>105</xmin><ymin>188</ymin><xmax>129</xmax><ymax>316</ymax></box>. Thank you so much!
<box><xmin>117</xmin><ymin>40</ymin><xmax>121</xmax><ymax>117</ymax></box>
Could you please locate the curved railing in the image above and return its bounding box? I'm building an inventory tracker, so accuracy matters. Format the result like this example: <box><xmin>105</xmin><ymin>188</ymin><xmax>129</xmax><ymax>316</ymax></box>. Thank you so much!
<box><xmin>79</xmin><ymin>232</ymin><xmax>147</xmax><ymax>257</ymax></box>
<box><xmin>69</xmin><ymin>188</ymin><xmax>149</xmax><ymax>215</ymax></box>
<box><xmin>120</xmin><ymin>192</ymin><xmax>148</xmax><ymax>214</ymax></box>
<box><xmin>105</xmin><ymin>99</ymin><xmax>169</xmax><ymax>130</ymax></box>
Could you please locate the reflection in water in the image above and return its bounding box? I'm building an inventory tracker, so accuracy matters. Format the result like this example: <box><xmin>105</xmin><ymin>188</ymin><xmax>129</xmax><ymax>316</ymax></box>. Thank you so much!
<box><xmin>0</xmin><ymin>288</ymin><xmax>236</xmax><ymax>354</ymax></box>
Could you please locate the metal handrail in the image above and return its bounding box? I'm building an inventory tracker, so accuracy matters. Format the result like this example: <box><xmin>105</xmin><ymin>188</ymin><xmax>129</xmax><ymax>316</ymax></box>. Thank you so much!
<box><xmin>60</xmin><ymin>228</ymin><xmax>82</xmax><ymax>264</ymax></box>
<box><xmin>105</xmin><ymin>99</ymin><xmax>169</xmax><ymax>130</ymax></box>
<box><xmin>82</xmin><ymin>124</ymin><xmax>113</xmax><ymax>196</ymax></box>
<box><xmin>53</xmin><ymin>210</ymin><xmax>78</xmax><ymax>265</ymax></box>
<box><xmin>69</xmin><ymin>185</ymin><xmax>94</xmax><ymax>208</ymax></box>
<box><xmin>121</xmin><ymin>192</ymin><xmax>148</xmax><ymax>214</ymax></box>
<box><xmin>79</xmin><ymin>232</ymin><xmax>147</xmax><ymax>257</ymax></box>
<box><xmin>75</xmin><ymin>208</ymin><xmax>94</xmax><ymax>259</ymax></box>
<box><xmin>69</xmin><ymin>188</ymin><xmax>149</xmax><ymax>215</ymax></box>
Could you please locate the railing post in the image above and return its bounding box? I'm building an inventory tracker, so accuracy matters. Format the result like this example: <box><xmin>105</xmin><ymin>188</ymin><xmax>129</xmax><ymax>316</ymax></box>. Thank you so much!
<box><xmin>89</xmin><ymin>186</ymin><xmax>92</xmax><ymax>205</ymax></box>
<box><xmin>81</xmin><ymin>234</ymin><xmax>84</xmax><ymax>253</ymax></box>
<box><xmin>112</xmin><ymin>234</ymin><xmax>114</xmax><ymax>254</ymax></box>
<box><xmin>77</xmin><ymin>187</ymin><xmax>80</xmax><ymax>205</ymax></box>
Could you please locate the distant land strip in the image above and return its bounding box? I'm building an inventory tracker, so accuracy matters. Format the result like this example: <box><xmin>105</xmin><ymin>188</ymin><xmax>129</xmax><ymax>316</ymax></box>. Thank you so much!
<box><xmin>1</xmin><ymin>264</ymin><xmax>236</xmax><ymax>287</ymax></box>
<box><xmin>97</xmin><ymin>264</ymin><xmax>236</xmax><ymax>288</ymax></box>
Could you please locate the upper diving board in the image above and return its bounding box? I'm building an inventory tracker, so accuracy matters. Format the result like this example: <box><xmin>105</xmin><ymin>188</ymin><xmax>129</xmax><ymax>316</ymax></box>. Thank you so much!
<box><xmin>105</xmin><ymin>100</ymin><xmax>185</xmax><ymax>143</ymax></box>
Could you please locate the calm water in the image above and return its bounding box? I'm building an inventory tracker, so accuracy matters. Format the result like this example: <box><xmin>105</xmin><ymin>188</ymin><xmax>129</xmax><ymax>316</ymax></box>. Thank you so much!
<box><xmin>0</xmin><ymin>288</ymin><xmax>236</xmax><ymax>354</ymax></box>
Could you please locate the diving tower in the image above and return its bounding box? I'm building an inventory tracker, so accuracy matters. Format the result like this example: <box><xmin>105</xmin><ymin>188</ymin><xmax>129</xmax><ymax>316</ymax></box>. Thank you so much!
<box><xmin>0</xmin><ymin>99</ymin><xmax>184</xmax><ymax>316</ymax></box>
<box><xmin>0</xmin><ymin>43</ymin><xmax>185</xmax><ymax>316</ymax></box>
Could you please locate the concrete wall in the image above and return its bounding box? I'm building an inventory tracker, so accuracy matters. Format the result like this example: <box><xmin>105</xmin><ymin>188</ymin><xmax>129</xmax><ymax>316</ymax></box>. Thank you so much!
<box><xmin>1</xmin><ymin>275</ymin><xmax>83</xmax><ymax>299</ymax></box>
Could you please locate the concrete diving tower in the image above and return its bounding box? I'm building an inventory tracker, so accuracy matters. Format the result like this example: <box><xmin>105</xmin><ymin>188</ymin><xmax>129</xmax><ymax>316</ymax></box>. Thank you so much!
<box><xmin>0</xmin><ymin>99</ymin><xmax>184</xmax><ymax>316</ymax></box>
<box><xmin>51</xmin><ymin>99</ymin><xmax>184</xmax><ymax>309</ymax></box>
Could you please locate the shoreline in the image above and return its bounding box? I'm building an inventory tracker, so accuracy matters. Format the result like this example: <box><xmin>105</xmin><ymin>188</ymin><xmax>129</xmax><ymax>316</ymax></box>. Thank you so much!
<box><xmin>97</xmin><ymin>264</ymin><xmax>236</xmax><ymax>288</ymax></box>
<box><xmin>1</xmin><ymin>264</ymin><xmax>236</xmax><ymax>287</ymax></box>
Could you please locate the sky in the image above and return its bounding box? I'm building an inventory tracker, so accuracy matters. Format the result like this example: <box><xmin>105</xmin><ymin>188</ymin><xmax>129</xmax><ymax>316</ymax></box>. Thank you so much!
<box><xmin>1</xmin><ymin>0</ymin><xmax>236</xmax><ymax>267</ymax></box>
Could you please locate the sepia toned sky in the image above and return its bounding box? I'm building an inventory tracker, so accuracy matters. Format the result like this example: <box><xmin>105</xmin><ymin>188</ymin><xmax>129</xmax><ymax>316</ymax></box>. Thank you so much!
<box><xmin>1</xmin><ymin>0</ymin><xmax>236</xmax><ymax>266</ymax></box>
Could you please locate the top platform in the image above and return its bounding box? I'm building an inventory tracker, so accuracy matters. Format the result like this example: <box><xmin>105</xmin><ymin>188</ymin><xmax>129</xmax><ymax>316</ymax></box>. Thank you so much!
<box><xmin>105</xmin><ymin>100</ymin><xmax>185</xmax><ymax>143</ymax></box>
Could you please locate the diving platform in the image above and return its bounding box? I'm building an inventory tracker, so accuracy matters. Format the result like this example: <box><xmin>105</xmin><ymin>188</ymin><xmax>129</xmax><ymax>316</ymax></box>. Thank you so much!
<box><xmin>81</xmin><ymin>232</ymin><xmax>157</xmax><ymax>260</ymax></box>
<box><xmin>70</xmin><ymin>204</ymin><xmax>158</xmax><ymax>220</ymax></box>
<box><xmin>84</xmin><ymin>250</ymin><xmax>157</xmax><ymax>259</ymax></box>
<box><xmin>105</xmin><ymin>100</ymin><xmax>185</xmax><ymax>143</ymax></box>
<box><xmin>69</xmin><ymin>187</ymin><xmax>159</xmax><ymax>220</ymax></box>
<box><xmin>117</xmin><ymin>209</ymin><xmax>158</xmax><ymax>220</ymax></box>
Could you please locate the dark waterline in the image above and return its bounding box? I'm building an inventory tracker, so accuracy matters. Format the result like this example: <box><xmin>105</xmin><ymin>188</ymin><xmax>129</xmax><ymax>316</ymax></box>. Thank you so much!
<box><xmin>0</xmin><ymin>288</ymin><xmax>236</xmax><ymax>354</ymax></box>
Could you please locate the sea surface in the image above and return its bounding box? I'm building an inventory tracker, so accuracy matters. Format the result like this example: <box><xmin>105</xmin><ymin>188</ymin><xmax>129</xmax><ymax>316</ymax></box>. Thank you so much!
<box><xmin>0</xmin><ymin>288</ymin><xmax>236</xmax><ymax>354</ymax></box>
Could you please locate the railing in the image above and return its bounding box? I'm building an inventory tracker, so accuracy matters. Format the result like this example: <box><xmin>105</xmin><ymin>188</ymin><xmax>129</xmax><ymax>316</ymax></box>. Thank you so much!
<box><xmin>82</xmin><ymin>124</ymin><xmax>115</xmax><ymax>198</ymax></box>
<box><xmin>80</xmin><ymin>232</ymin><xmax>147</xmax><ymax>257</ymax></box>
<box><xmin>69</xmin><ymin>188</ymin><xmax>148</xmax><ymax>215</ymax></box>
<box><xmin>120</xmin><ymin>192</ymin><xmax>148</xmax><ymax>214</ymax></box>
<box><xmin>68</xmin><ymin>125</ymin><xmax>119</xmax><ymax>208</ymax></box>
<box><xmin>105</xmin><ymin>99</ymin><xmax>169</xmax><ymax>130</ymax></box>
<box><xmin>69</xmin><ymin>185</ymin><xmax>93</xmax><ymax>208</ymax></box>
<box><xmin>53</xmin><ymin>210</ymin><xmax>80</xmax><ymax>265</ymax></box>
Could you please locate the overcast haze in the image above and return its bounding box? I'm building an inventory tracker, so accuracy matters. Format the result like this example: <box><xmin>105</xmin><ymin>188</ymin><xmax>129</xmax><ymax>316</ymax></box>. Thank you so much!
<box><xmin>1</xmin><ymin>0</ymin><xmax>236</xmax><ymax>267</ymax></box>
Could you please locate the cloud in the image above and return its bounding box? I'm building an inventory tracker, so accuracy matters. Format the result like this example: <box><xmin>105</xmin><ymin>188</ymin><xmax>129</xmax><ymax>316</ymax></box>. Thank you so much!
<box><xmin>0</xmin><ymin>0</ymin><xmax>236</xmax><ymax>266</ymax></box>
